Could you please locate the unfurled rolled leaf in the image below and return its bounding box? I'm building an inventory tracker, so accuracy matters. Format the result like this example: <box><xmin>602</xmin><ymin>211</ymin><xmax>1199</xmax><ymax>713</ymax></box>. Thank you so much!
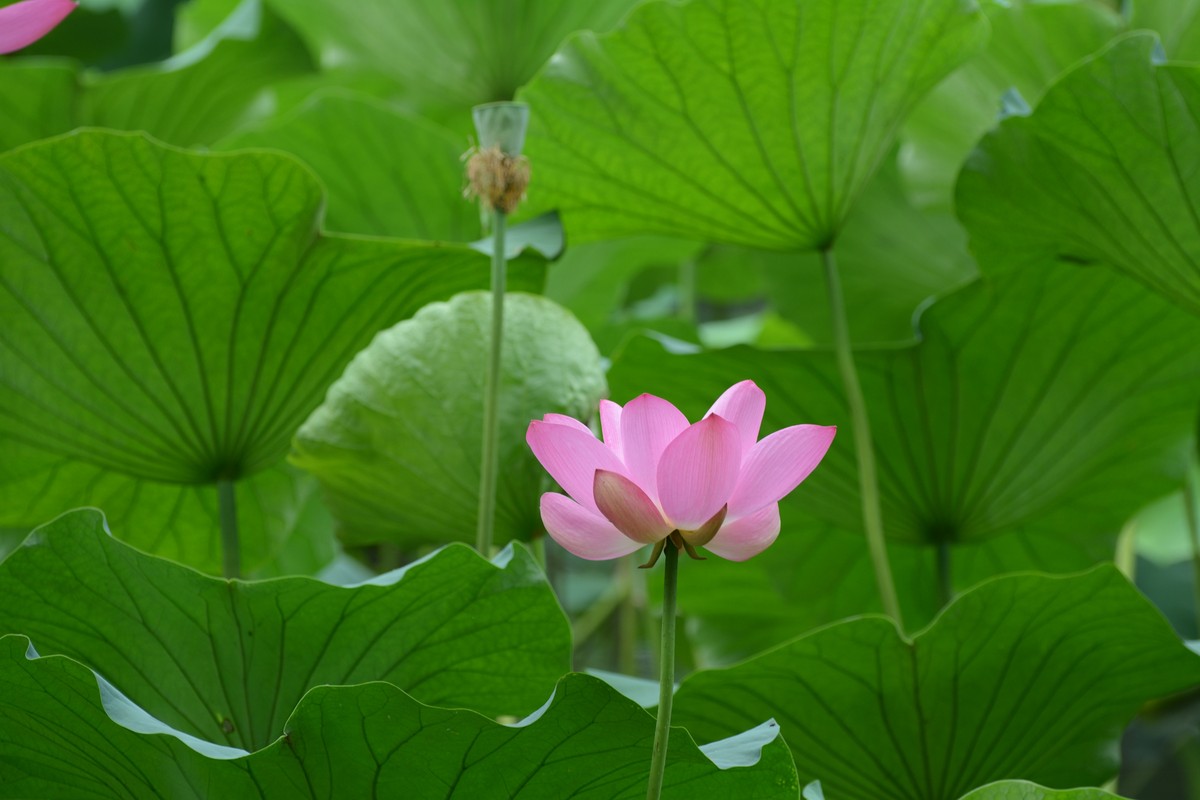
<box><xmin>293</xmin><ymin>292</ymin><xmax>606</xmax><ymax>549</ymax></box>
<box><xmin>0</xmin><ymin>131</ymin><xmax>542</xmax><ymax>487</ymax></box>
<box><xmin>0</xmin><ymin>509</ymin><xmax>570</xmax><ymax>750</ymax></box>
<box><xmin>672</xmin><ymin>567</ymin><xmax>1200</xmax><ymax>799</ymax></box>
<box><xmin>958</xmin><ymin>33</ymin><xmax>1200</xmax><ymax>317</ymax></box>
<box><xmin>519</xmin><ymin>0</ymin><xmax>988</xmax><ymax>249</ymax></box>
<box><xmin>0</xmin><ymin>641</ymin><xmax>799</xmax><ymax>798</ymax></box>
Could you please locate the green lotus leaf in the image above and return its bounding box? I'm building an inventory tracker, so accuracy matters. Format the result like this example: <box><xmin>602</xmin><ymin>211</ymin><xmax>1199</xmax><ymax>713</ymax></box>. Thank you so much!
<box><xmin>0</xmin><ymin>508</ymin><xmax>570</xmax><ymax>750</ymax></box>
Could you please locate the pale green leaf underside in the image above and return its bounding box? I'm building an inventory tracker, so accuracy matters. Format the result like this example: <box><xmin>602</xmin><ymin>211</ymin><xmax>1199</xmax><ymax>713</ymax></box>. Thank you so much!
<box><xmin>266</xmin><ymin>0</ymin><xmax>640</xmax><ymax>112</ymax></box>
<box><xmin>0</xmin><ymin>131</ymin><xmax>542</xmax><ymax>484</ymax></box>
<box><xmin>292</xmin><ymin>292</ymin><xmax>607</xmax><ymax>548</ymax></box>
<box><xmin>0</xmin><ymin>4</ymin><xmax>313</xmax><ymax>153</ymax></box>
<box><xmin>0</xmin><ymin>509</ymin><xmax>571</xmax><ymax>751</ymax></box>
<box><xmin>0</xmin><ymin>644</ymin><xmax>799</xmax><ymax>799</ymax></box>
<box><xmin>672</xmin><ymin>567</ymin><xmax>1200</xmax><ymax>800</ymax></box>
<box><xmin>219</xmin><ymin>91</ymin><xmax>479</xmax><ymax>241</ymax></box>
<box><xmin>958</xmin><ymin>782</ymin><xmax>1125</xmax><ymax>800</ymax></box>
<box><xmin>958</xmin><ymin>33</ymin><xmax>1200</xmax><ymax>317</ymax></box>
<box><xmin>519</xmin><ymin>0</ymin><xmax>988</xmax><ymax>249</ymax></box>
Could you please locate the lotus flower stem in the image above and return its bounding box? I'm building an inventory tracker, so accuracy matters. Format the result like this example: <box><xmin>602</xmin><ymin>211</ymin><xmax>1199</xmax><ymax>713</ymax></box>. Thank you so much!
<box><xmin>217</xmin><ymin>479</ymin><xmax>240</xmax><ymax>579</ymax></box>
<box><xmin>475</xmin><ymin>207</ymin><xmax>508</xmax><ymax>557</ymax></box>
<box><xmin>469</xmin><ymin>101</ymin><xmax>528</xmax><ymax>557</ymax></box>
<box><xmin>646</xmin><ymin>541</ymin><xmax>679</xmax><ymax>800</ymax></box>
<box><xmin>821</xmin><ymin>246</ymin><xmax>904</xmax><ymax>630</ymax></box>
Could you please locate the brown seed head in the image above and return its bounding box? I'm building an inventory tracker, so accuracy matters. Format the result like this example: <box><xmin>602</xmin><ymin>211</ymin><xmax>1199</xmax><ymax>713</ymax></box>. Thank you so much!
<box><xmin>465</xmin><ymin>145</ymin><xmax>530</xmax><ymax>214</ymax></box>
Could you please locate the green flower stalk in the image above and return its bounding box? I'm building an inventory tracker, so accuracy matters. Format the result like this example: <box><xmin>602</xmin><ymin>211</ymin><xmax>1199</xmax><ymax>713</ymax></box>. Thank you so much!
<box><xmin>468</xmin><ymin>102</ymin><xmax>530</xmax><ymax>557</ymax></box>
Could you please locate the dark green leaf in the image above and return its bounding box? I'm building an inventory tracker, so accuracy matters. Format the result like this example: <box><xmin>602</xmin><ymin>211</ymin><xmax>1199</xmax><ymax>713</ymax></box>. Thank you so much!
<box><xmin>292</xmin><ymin>291</ymin><xmax>606</xmax><ymax>548</ymax></box>
<box><xmin>519</xmin><ymin>0</ymin><xmax>988</xmax><ymax>249</ymax></box>
<box><xmin>0</xmin><ymin>641</ymin><xmax>799</xmax><ymax>799</ymax></box>
<box><xmin>610</xmin><ymin>264</ymin><xmax>1200</xmax><ymax>645</ymax></box>
<box><xmin>219</xmin><ymin>90</ymin><xmax>478</xmax><ymax>240</ymax></box>
<box><xmin>0</xmin><ymin>2</ymin><xmax>314</xmax><ymax>152</ymax></box>
<box><xmin>957</xmin><ymin>33</ymin><xmax>1200</xmax><ymax>317</ymax></box>
<box><xmin>0</xmin><ymin>508</ymin><xmax>570</xmax><ymax>750</ymax></box>
<box><xmin>672</xmin><ymin>567</ymin><xmax>1200</xmax><ymax>799</ymax></box>
<box><xmin>0</xmin><ymin>131</ymin><xmax>542</xmax><ymax>485</ymax></box>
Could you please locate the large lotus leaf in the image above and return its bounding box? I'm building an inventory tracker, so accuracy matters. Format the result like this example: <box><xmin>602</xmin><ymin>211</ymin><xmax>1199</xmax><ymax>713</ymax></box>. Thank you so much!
<box><xmin>0</xmin><ymin>131</ymin><xmax>542</xmax><ymax>486</ymax></box>
<box><xmin>1130</xmin><ymin>0</ymin><xmax>1200</xmax><ymax>60</ymax></box>
<box><xmin>609</xmin><ymin>264</ymin><xmax>1200</xmax><ymax>648</ymax></box>
<box><xmin>218</xmin><ymin>91</ymin><xmax>478</xmax><ymax>241</ymax></box>
<box><xmin>957</xmin><ymin>34</ymin><xmax>1200</xmax><ymax>317</ymax></box>
<box><xmin>901</xmin><ymin>0</ymin><xmax>1123</xmax><ymax>208</ymax></box>
<box><xmin>0</xmin><ymin>445</ymin><xmax>334</xmax><ymax>577</ymax></box>
<box><xmin>518</xmin><ymin>0</ymin><xmax>988</xmax><ymax>250</ymax></box>
<box><xmin>0</xmin><ymin>508</ymin><xmax>571</xmax><ymax>751</ymax></box>
<box><xmin>958</xmin><ymin>784</ymin><xmax>1124</xmax><ymax>800</ymax></box>
<box><xmin>750</xmin><ymin>157</ymin><xmax>976</xmax><ymax>344</ymax></box>
<box><xmin>0</xmin><ymin>2</ymin><xmax>314</xmax><ymax>153</ymax></box>
<box><xmin>0</xmin><ymin>643</ymin><xmax>799</xmax><ymax>800</ymax></box>
<box><xmin>672</xmin><ymin>567</ymin><xmax>1200</xmax><ymax>799</ymax></box>
<box><xmin>266</xmin><ymin>0</ymin><xmax>640</xmax><ymax>115</ymax></box>
<box><xmin>292</xmin><ymin>291</ymin><xmax>606</xmax><ymax>548</ymax></box>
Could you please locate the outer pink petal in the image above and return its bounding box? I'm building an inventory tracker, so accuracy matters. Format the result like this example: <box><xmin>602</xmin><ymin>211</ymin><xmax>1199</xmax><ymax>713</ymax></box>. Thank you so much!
<box><xmin>0</xmin><ymin>0</ymin><xmax>75</xmax><ymax>55</ymax></box>
<box><xmin>619</xmin><ymin>393</ymin><xmax>688</xmax><ymax>502</ymax></box>
<box><xmin>706</xmin><ymin>380</ymin><xmax>765</xmax><ymax>456</ymax></box>
<box><xmin>541</xmin><ymin>413</ymin><xmax>591</xmax><ymax>435</ymax></box>
<box><xmin>728</xmin><ymin>424</ymin><xmax>836</xmax><ymax>518</ymax></box>
<box><xmin>656</xmin><ymin>414</ymin><xmax>742</xmax><ymax>530</ymax></box>
<box><xmin>540</xmin><ymin>493</ymin><xmax>644</xmax><ymax>560</ymax></box>
<box><xmin>599</xmin><ymin>399</ymin><xmax>623</xmax><ymax>460</ymax></box>
<box><xmin>593</xmin><ymin>469</ymin><xmax>672</xmax><ymax>544</ymax></box>
<box><xmin>705</xmin><ymin>504</ymin><xmax>781</xmax><ymax>561</ymax></box>
<box><xmin>527</xmin><ymin>420</ymin><xmax>626</xmax><ymax>511</ymax></box>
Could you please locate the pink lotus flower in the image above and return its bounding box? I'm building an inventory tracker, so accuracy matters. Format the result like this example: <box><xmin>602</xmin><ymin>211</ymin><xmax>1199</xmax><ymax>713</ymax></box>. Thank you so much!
<box><xmin>0</xmin><ymin>0</ymin><xmax>75</xmax><ymax>55</ymax></box>
<box><xmin>527</xmin><ymin>380</ymin><xmax>835</xmax><ymax>563</ymax></box>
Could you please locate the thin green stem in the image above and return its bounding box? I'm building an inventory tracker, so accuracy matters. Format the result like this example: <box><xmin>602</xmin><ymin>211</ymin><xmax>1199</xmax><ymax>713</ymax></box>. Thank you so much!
<box><xmin>475</xmin><ymin>208</ymin><xmax>508</xmax><ymax>556</ymax></box>
<box><xmin>217</xmin><ymin>479</ymin><xmax>240</xmax><ymax>579</ymax></box>
<box><xmin>821</xmin><ymin>246</ymin><xmax>904</xmax><ymax>629</ymax></box>
<box><xmin>1184</xmin><ymin>458</ymin><xmax>1200</xmax><ymax>637</ymax></box>
<box><xmin>646</xmin><ymin>543</ymin><xmax>678</xmax><ymax>800</ymax></box>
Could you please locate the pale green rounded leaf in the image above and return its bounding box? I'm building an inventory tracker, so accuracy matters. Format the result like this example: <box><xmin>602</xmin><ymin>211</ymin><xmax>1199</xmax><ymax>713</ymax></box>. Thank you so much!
<box><xmin>0</xmin><ymin>131</ymin><xmax>542</xmax><ymax>485</ymax></box>
<box><xmin>519</xmin><ymin>0</ymin><xmax>988</xmax><ymax>249</ymax></box>
<box><xmin>958</xmin><ymin>782</ymin><xmax>1126</xmax><ymax>800</ymax></box>
<box><xmin>958</xmin><ymin>33</ymin><xmax>1200</xmax><ymax>317</ymax></box>
<box><xmin>293</xmin><ymin>291</ymin><xmax>607</xmax><ymax>548</ymax></box>
<box><xmin>0</xmin><ymin>509</ymin><xmax>570</xmax><ymax>751</ymax></box>
<box><xmin>672</xmin><ymin>567</ymin><xmax>1200</xmax><ymax>799</ymax></box>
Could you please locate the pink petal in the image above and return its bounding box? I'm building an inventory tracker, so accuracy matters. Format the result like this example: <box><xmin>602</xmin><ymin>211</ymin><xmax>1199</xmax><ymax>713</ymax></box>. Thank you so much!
<box><xmin>619</xmin><ymin>393</ymin><xmax>689</xmax><ymax>502</ymax></box>
<box><xmin>599</xmin><ymin>399</ymin><xmax>623</xmax><ymax>460</ymax></box>
<box><xmin>540</xmin><ymin>493</ymin><xmax>644</xmax><ymax>560</ymax></box>
<box><xmin>593</xmin><ymin>469</ymin><xmax>672</xmax><ymax>544</ymax></box>
<box><xmin>0</xmin><ymin>0</ymin><xmax>75</xmax><ymax>55</ymax></box>
<box><xmin>706</xmin><ymin>380</ymin><xmax>765</xmax><ymax>456</ymax></box>
<box><xmin>527</xmin><ymin>419</ymin><xmax>626</xmax><ymax>511</ymax></box>
<box><xmin>542</xmin><ymin>413</ymin><xmax>591</xmax><ymax>435</ymax></box>
<box><xmin>656</xmin><ymin>414</ymin><xmax>742</xmax><ymax>530</ymax></box>
<box><xmin>705</xmin><ymin>504</ymin><xmax>781</xmax><ymax>561</ymax></box>
<box><xmin>728</xmin><ymin>424</ymin><xmax>836</xmax><ymax>518</ymax></box>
